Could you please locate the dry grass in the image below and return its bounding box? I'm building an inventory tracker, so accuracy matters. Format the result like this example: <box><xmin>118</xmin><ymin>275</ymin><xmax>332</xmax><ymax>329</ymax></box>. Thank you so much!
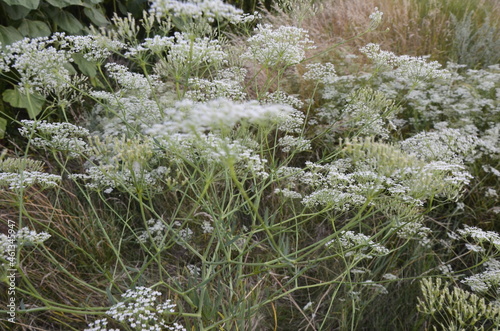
<box><xmin>263</xmin><ymin>0</ymin><xmax>500</xmax><ymax>66</ymax></box>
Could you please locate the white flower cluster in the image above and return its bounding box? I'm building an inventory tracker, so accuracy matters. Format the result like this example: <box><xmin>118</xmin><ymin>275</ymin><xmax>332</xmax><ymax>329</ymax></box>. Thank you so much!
<box><xmin>395</xmin><ymin>220</ymin><xmax>432</xmax><ymax>247</ymax></box>
<box><xmin>128</xmin><ymin>35</ymin><xmax>175</xmax><ymax>56</ymax></box>
<box><xmin>185</xmin><ymin>68</ymin><xmax>247</xmax><ymax>101</ymax></box>
<box><xmin>154</xmin><ymin>32</ymin><xmax>228</xmax><ymax>76</ymax></box>
<box><xmin>201</xmin><ymin>220</ymin><xmax>214</xmax><ymax>234</ymax></box>
<box><xmin>275</xmin><ymin>160</ymin><xmax>381</xmax><ymax>211</ymax></box>
<box><xmin>88</xmin><ymin>96</ymin><xmax>163</xmax><ymax>138</ymax></box>
<box><xmin>360</xmin><ymin>43</ymin><xmax>450</xmax><ymax>82</ymax></box>
<box><xmin>303</xmin><ymin>62</ymin><xmax>337</xmax><ymax>85</ymax></box>
<box><xmin>242</xmin><ymin>24</ymin><xmax>315</xmax><ymax>67</ymax></box>
<box><xmin>147</xmin><ymin>98</ymin><xmax>294</xmax><ymax>134</ymax></box>
<box><xmin>85</xmin><ymin>287</ymin><xmax>185</xmax><ymax>331</ymax></box>
<box><xmin>462</xmin><ymin>259</ymin><xmax>500</xmax><ymax>293</ymax></box>
<box><xmin>339</xmin><ymin>87</ymin><xmax>399</xmax><ymax>139</ymax></box>
<box><xmin>1</xmin><ymin>36</ymin><xmax>74</xmax><ymax>95</ymax></box>
<box><xmin>344</xmin><ymin>139</ymin><xmax>473</xmax><ymax>201</ymax></box>
<box><xmin>457</xmin><ymin>225</ymin><xmax>500</xmax><ymax>249</ymax></box>
<box><xmin>0</xmin><ymin>226</ymin><xmax>51</xmax><ymax>259</ymax></box>
<box><xmin>150</xmin><ymin>0</ymin><xmax>247</xmax><ymax>24</ymax></box>
<box><xmin>137</xmin><ymin>219</ymin><xmax>167</xmax><ymax>247</ymax></box>
<box><xmin>481</xmin><ymin>124</ymin><xmax>500</xmax><ymax>157</ymax></box>
<box><xmin>368</xmin><ymin>7</ymin><xmax>384</xmax><ymax>29</ymax></box>
<box><xmin>70</xmin><ymin>137</ymin><xmax>170</xmax><ymax>193</ymax></box>
<box><xmin>278</xmin><ymin>135</ymin><xmax>311</xmax><ymax>153</ymax></box>
<box><xmin>105</xmin><ymin>63</ymin><xmax>159</xmax><ymax>97</ymax></box>
<box><xmin>325</xmin><ymin>230</ymin><xmax>390</xmax><ymax>259</ymax></box>
<box><xmin>400</xmin><ymin>126</ymin><xmax>480</xmax><ymax>164</ymax></box>
<box><xmin>19</xmin><ymin>120</ymin><xmax>90</xmax><ymax>157</ymax></box>
<box><xmin>173</xmin><ymin>221</ymin><xmax>193</xmax><ymax>243</ymax></box>
<box><xmin>262</xmin><ymin>91</ymin><xmax>304</xmax><ymax>110</ymax></box>
<box><xmin>64</xmin><ymin>34</ymin><xmax>125</xmax><ymax>62</ymax></box>
<box><xmin>0</xmin><ymin>171</ymin><xmax>61</xmax><ymax>190</ymax></box>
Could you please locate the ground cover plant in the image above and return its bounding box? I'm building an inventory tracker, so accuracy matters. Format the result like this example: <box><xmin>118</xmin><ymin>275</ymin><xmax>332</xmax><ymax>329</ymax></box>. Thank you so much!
<box><xmin>0</xmin><ymin>0</ymin><xmax>499</xmax><ymax>330</ymax></box>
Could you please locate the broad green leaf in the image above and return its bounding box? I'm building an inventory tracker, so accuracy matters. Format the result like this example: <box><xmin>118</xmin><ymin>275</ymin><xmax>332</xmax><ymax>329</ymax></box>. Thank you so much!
<box><xmin>45</xmin><ymin>0</ymin><xmax>82</xmax><ymax>7</ymax></box>
<box><xmin>1</xmin><ymin>2</ymin><xmax>31</xmax><ymax>20</ymax></box>
<box><xmin>0</xmin><ymin>117</ymin><xmax>6</xmax><ymax>139</ymax></box>
<box><xmin>2</xmin><ymin>88</ymin><xmax>45</xmax><ymax>118</ymax></box>
<box><xmin>72</xmin><ymin>53</ymin><xmax>97</xmax><ymax>77</ymax></box>
<box><xmin>83</xmin><ymin>6</ymin><xmax>108</xmax><ymax>26</ymax></box>
<box><xmin>0</xmin><ymin>26</ymin><xmax>24</xmax><ymax>46</ymax></box>
<box><xmin>63</xmin><ymin>61</ymin><xmax>77</xmax><ymax>75</ymax></box>
<box><xmin>125</xmin><ymin>0</ymin><xmax>148</xmax><ymax>17</ymax></box>
<box><xmin>18</xmin><ymin>20</ymin><xmax>51</xmax><ymax>37</ymax></box>
<box><xmin>115</xmin><ymin>0</ymin><xmax>127</xmax><ymax>15</ymax></box>
<box><xmin>2</xmin><ymin>0</ymin><xmax>39</xmax><ymax>10</ymax></box>
<box><xmin>51</xmin><ymin>10</ymin><xmax>84</xmax><ymax>34</ymax></box>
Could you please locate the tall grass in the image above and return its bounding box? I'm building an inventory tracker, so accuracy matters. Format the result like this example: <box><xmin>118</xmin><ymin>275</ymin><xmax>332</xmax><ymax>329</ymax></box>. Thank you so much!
<box><xmin>0</xmin><ymin>0</ymin><xmax>499</xmax><ymax>330</ymax></box>
<box><xmin>269</xmin><ymin>0</ymin><xmax>500</xmax><ymax>67</ymax></box>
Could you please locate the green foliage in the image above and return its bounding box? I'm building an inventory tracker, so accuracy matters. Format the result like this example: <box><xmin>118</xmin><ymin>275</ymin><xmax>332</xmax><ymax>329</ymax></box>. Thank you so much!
<box><xmin>0</xmin><ymin>0</ymin><xmax>499</xmax><ymax>330</ymax></box>
<box><xmin>2</xmin><ymin>88</ymin><xmax>45</xmax><ymax>118</ymax></box>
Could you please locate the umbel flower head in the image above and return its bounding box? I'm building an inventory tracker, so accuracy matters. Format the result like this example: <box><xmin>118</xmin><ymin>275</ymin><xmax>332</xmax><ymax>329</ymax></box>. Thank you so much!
<box><xmin>149</xmin><ymin>0</ymin><xmax>247</xmax><ymax>24</ymax></box>
<box><xmin>85</xmin><ymin>287</ymin><xmax>186</xmax><ymax>331</ymax></box>
<box><xmin>242</xmin><ymin>24</ymin><xmax>316</xmax><ymax>67</ymax></box>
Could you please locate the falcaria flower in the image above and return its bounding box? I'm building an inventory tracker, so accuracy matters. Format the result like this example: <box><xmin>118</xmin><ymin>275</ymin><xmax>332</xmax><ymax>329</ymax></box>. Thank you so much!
<box><xmin>85</xmin><ymin>287</ymin><xmax>186</xmax><ymax>331</ymax></box>
<box><xmin>242</xmin><ymin>24</ymin><xmax>315</xmax><ymax>67</ymax></box>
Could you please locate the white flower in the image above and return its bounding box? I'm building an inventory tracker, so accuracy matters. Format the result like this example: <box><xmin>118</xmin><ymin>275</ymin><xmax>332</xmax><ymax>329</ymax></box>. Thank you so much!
<box><xmin>457</xmin><ymin>225</ymin><xmax>500</xmax><ymax>249</ymax></box>
<box><xmin>147</xmin><ymin>98</ymin><xmax>294</xmax><ymax>134</ymax></box>
<box><xmin>0</xmin><ymin>226</ymin><xmax>51</xmax><ymax>259</ymax></box>
<box><xmin>368</xmin><ymin>7</ymin><xmax>383</xmax><ymax>29</ymax></box>
<box><xmin>400</xmin><ymin>127</ymin><xmax>480</xmax><ymax>164</ymax></box>
<box><xmin>325</xmin><ymin>230</ymin><xmax>390</xmax><ymax>259</ymax></box>
<box><xmin>242</xmin><ymin>24</ymin><xmax>315</xmax><ymax>67</ymax></box>
<box><xmin>0</xmin><ymin>171</ymin><xmax>61</xmax><ymax>190</ymax></box>
<box><xmin>86</xmin><ymin>287</ymin><xmax>185</xmax><ymax>331</ymax></box>
<box><xmin>19</xmin><ymin>120</ymin><xmax>90</xmax><ymax>157</ymax></box>
<box><xmin>360</xmin><ymin>43</ymin><xmax>450</xmax><ymax>82</ymax></box>
<box><xmin>150</xmin><ymin>0</ymin><xmax>246</xmax><ymax>24</ymax></box>
<box><xmin>303</xmin><ymin>62</ymin><xmax>337</xmax><ymax>85</ymax></box>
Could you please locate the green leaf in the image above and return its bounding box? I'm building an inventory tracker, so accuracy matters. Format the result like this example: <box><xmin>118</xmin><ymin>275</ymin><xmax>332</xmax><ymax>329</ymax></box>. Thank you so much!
<box><xmin>83</xmin><ymin>6</ymin><xmax>108</xmax><ymax>26</ymax></box>
<box><xmin>18</xmin><ymin>20</ymin><xmax>51</xmax><ymax>37</ymax></box>
<box><xmin>1</xmin><ymin>2</ymin><xmax>31</xmax><ymax>20</ymax></box>
<box><xmin>63</xmin><ymin>61</ymin><xmax>77</xmax><ymax>75</ymax></box>
<box><xmin>2</xmin><ymin>88</ymin><xmax>45</xmax><ymax>118</ymax></box>
<box><xmin>44</xmin><ymin>0</ymin><xmax>82</xmax><ymax>8</ymax></box>
<box><xmin>0</xmin><ymin>117</ymin><xmax>6</xmax><ymax>139</ymax></box>
<box><xmin>125</xmin><ymin>0</ymin><xmax>147</xmax><ymax>17</ymax></box>
<box><xmin>2</xmin><ymin>0</ymin><xmax>39</xmax><ymax>10</ymax></box>
<box><xmin>72</xmin><ymin>53</ymin><xmax>97</xmax><ymax>77</ymax></box>
<box><xmin>0</xmin><ymin>26</ymin><xmax>24</xmax><ymax>46</ymax></box>
<box><xmin>51</xmin><ymin>10</ymin><xmax>84</xmax><ymax>34</ymax></box>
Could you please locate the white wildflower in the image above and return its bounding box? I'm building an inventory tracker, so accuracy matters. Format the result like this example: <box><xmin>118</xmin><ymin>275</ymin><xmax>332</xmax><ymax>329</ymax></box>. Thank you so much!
<box><xmin>150</xmin><ymin>0</ymin><xmax>246</xmax><ymax>24</ymax></box>
<box><xmin>457</xmin><ymin>225</ymin><xmax>500</xmax><ymax>249</ymax></box>
<box><xmin>325</xmin><ymin>230</ymin><xmax>389</xmax><ymax>259</ymax></box>
<box><xmin>0</xmin><ymin>226</ymin><xmax>51</xmax><ymax>259</ymax></box>
<box><xmin>242</xmin><ymin>24</ymin><xmax>315</xmax><ymax>67</ymax></box>
<box><xmin>201</xmin><ymin>220</ymin><xmax>214</xmax><ymax>234</ymax></box>
<box><xmin>146</xmin><ymin>98</ymin><xmax>294</xmax><ymax>134</ymax></box>
<box><xmin>368</xmin><ymin>7</ymin><xmax>383</xmax><ymax>29</ymax></box>
<box><xmin>19</xmin><ymin>120</ymin><xmax>90</xmax><ymax>157</ymax></box>
<box><xmin>0</xmin><ymin>171</ymin><xmax>61</xmax><ymax>190</ymax></box>
<box><xmin>85</xmin><ymin>287</ymin><xmax>185</xmax><ymax>331</ymax></box>
<box><xmin>360</xmin><ymin>43</ymin><xmax>450</xmax><ymax>82</ymax></box>
<box><xmin>303</xmin><ymin>62</ymin><xmax>337</xmax><ymax>85</ymax></box>
<box><xmin>278</xmin><ymin>135</ymin><xmax>311</xmax><ymax>153</ymax></box>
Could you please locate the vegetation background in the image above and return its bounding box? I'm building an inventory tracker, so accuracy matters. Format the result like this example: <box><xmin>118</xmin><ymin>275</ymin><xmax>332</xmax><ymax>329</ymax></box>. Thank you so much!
<box><xmin>0</xmin><ymin>0</ymin><xmax>499</xmax><ymax>330</ymax></box>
